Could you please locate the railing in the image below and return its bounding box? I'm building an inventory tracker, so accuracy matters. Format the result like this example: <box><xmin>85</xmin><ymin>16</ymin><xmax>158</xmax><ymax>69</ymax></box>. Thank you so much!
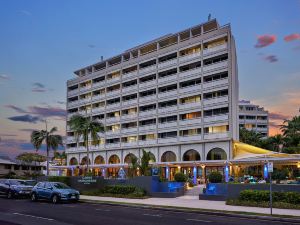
<box><xmin>105</xmin><ymin>143</ymin><xmax>120</xmax><ymax>148</ymax></box>
<box><xmin>106</xmin><ymin>116</ymin><xmax>120</xmax><ymax>123</ymax></box>
<box><xmin>92</xmin><ymin>81</ymin><xmax>105</xmax><ymax>89</ymax></box>
<box><xmin>158</xmin><ymin>121</ymin><xmax>177</xmax><ymax>129</ymax></box>
<box><xmin>68</xmin><ymin>100</ymin><xmax>79</xmax><ymax>107</ymax></box>
<box><xmin>158</xmin><ymin>137</ymin><xmax>178</xmax><ymax>144</ymax></box>
<box><xmin>139</xmin><ymin>109</ymin><xmax>156</xmax><ymax>117</ymax></box>
<box><xmin>139</xmin><ymin>65</ymin><xmax>156</xmax><ymax>75</ymax></box>
<box><xmin>203</xmin><ymin>43</ymin><xmax>227</xmax><ymax>55</ymax></box>
<box><xmin>158</xmin><ymin>74</ymin><xmax>177</xmax><ymax>84</ymax></box>
<box><xmin>122</xmin><ymin>71</ymin><xmax>138</xmax><ymax>80</ymax></box>
<box><xmin>202</xmin><ymin>78</ymin><xmax>228</xmax><ymax>89</ymax></box>
<box><xmin>122</xmin><ymin>99</ymin><xmax>138</xmax><ymax>107</ymax></box>
<box><xmin>92</xmin><ymin>94</ymin><xmax>105</xmax><ymax>101</ymax></box>
<box><xmin>106</xmin><ymin>102</ymin><xmax>121</xmax><ymax>110</ymax></box>
<box><xmin>179</xmin><ymin>67</ymin><xmax>201</xmax><ymax>79</ymax></box>
<box><xmin>106</xmin><ymin>89</ymin><xmax>121</xmax><ymax>98</ymax></box>
<box><xmin>204</xmin><ymin>132</ymin><xmax>229</xmax><ymax>140</ymax></box>
<box><xmin>179</xmin><ymin>52</ymin><xmax>201</xmax><ymax>63</ymax></box>
<box><xmin>179</xmin><ymin>135</ymin><xmax>202</xmax><ymax>142</ymax></box>
<box><xmin>158</xmin><ymin>58</ymin><xmax>177</xmax><ymax>69</ymax></box>
<box><xmin>139</xmin><ymin>95</ymin><xmax>156</xmax><ymax>103</ymax></box>
<box><xmin>203</xmin><ymin>96</ymin><xmax>228</xmax><ymax>106</ymax></box>
<box><xmin>139</xmin><ymin>124</ymin><xmax>156</xmax><ymax>131</ymax></box>
<box><xmin>122</xmin><ymin>85</ymin><xmax>138</xmax><ymax>93</ymax></box>
<box><xmin>80</xmin><ymin>86</ymin><xmax>91</xmax><ymax>92</ymax></box>
<box><xmin>138</xmin><ymin>140</ymin><xmax>157</xmax><ymax>146</ymax></box>
<box><xmin>203</xmin><ymin>114</ymin><xmax>229</xmax><ymax>123</ymax></box>
<box><xmin>121</xmin><ymin>127</ymin><xmax>138</xmax><ymax>134</ymax></box>
<box><xmin>178</xmin><ymin>85</ymin><xmax>200</xmax><ymax>94</ymax></box>
<box><xmin>121</xmin><ymin>142</ymin><xmax>138</xmax><ymax>147</ymax></box>
<box><xmin>68</xmin><ymin>89</ymin><xmax>79</xmax><ymax>96</ymax></box>
<box><xmin>106</xmin><ymin>76</ymin><xmax>121</xmax><ymax>84</ymax></box>
<box><xmin>92</xmin><ymin>107</ymin><xmax>105</xmax><ymax>114</ymax></box>
<box><xmin>158</xmin><ymin>106</ymin><xmax>177</xmax><ymax>114</ymax></box>
<box><xmin>139</xmin><ymin>80</ymin><xmax>157</xmax><ymax>89</ymax></box>
<box><xmin>158</xmin><ymin>90</ymin><xmax>177</xmax><ymax>99</ymax></box>
<box><xmin>178</xmin><ymin>102</ymin><xmax>201</xmax><ymax>110</ymax></box>
<box><xmin>79</xmin><ymin>98</ymin><xmax>91</xmax><ymax>105</ymax></box>
<box><xmin>179</xmin><ymin>118</ymin><xmax>202</xmax><ymax>126</ymax></box>
<box><xmin>121</xmin><ymin>114</ymin><xmax>137</xmax><ymax>120</ymax></box>
<box><xmin>106</xmin><ymin>130</ymin><xmax>120</xmax><ymax>136</ymax></box>
<box><xmin>203</xmin><ymin>60</ymin><xmax>228</xmax><ymax>73</ymax></box>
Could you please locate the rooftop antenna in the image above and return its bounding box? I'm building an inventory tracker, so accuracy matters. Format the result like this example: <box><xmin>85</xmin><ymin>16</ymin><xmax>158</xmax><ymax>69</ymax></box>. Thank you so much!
<box><xmin>208</xmin><ymin>13</ymin><xmax>211</xmax><ymax>21</ymax></box>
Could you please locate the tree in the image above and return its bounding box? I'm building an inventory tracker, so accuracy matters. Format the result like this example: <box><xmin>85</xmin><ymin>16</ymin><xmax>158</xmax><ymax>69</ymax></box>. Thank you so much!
<box><xmin>31</xmin><ymin>127</ymin><xmax>63</xmax><ymax>176</ymax></box>
<box><xmin>53</xmin><ymin>151</ymin><xmax>67</xmax><ymax>166</ymax></box>
<box><xmin>140</xmin><ymin>150</ymin><xmax>155</xmax><ymax>176</ymax></box>
<box><xmin>16</xmin><ymin>152</ymin><xmax>46</xmax><ymax>165</ymax></box>
<box><xmin>239</xmin><ymin>128</ymin><xmax>262</xmax><ymax>147</ymax></box>
<box><xmin>69</xmin><ymin>114</ymin><xmax>104</xmax><ymax>173</ymax></box>
<box><xmin>280</xmin><ymin>116</ymin><xmax>300</xmax><ymax>148</ymax></box>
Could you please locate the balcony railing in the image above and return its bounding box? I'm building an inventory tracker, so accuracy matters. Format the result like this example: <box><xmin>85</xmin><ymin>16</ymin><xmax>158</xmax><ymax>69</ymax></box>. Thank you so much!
<box><xmin>92</xmin><ymin>81</ymin><xmax>105</xmax><ymax>89</ymax></box>
<box><xmin>139</xmin><ymin>109</ymin><xmax>156</xmax><ymax>117</ymax></box>
<box><xmin>105</xmin><ymin>143</ymin><xmax>120</xmax><ymax>148</ymax></box>
<box><xmin>122</xmin><ymin>71</ymin><xmax>138</xmax><ymax>80</ymax></box>
<box><xmin>106</xmin><ymin>130</ymin><xmax>120</xmax><ymax>136</ymax></box>
<box><xmin>139</xmin><ymin>124</ymin><xmax>156</xmax><ymax>131</ymax></box>
<box><xmin>139</xmin><ymin>95</ymin><xmax>156</xmax><ymax>103</ymax></box>
<box><xmin>204</xmin><ymin>114</ymin><xmax>229</xmax><ymax>123</ymax></box>
<box><xmin>178</xmin><ymin>102</ymin><xmax>201</xmax><ymax>110</ymax></box>
<box><xmin>121</xmin><ymin>127</ymin><xmax>138</xmax><ymax>134</ymax></box>
<box><xmin>179</xmin><ymin>118</ymin><xmax>202</xmax><ymax>126</ymax></box>
<box><xmin>179</xmin><ymin>52</ymin><xmax>201</xmax><ymax>63</ymax></box>
<box><xmin>139</xmin><ymin>80</ymin><xmax>156</xmax><ymax>89</ymax></box>
<box><xmin>138</xmin><ymin>140</ymin><xmax>157</xmax><ymax>146</ymax></box>
<box><xmin>122</xmin><ymin>99</ymin><xmax>138</xmax><ymax>107</ymax></box>
<box><xmin>179</xmin><ymin>135</ymin><xmax>202</xmax><ymax>142</ymax></box>
<box><xmin>158</xmin><ymin>106</ymin><xmax>177</xmax><ymax>114</ymax></box>
<box><xmin>80</xmin><ymin>86</ymin><xmax>91</xmax><ymax>92</ymax></box>
<box><xmin>106</xmin><ymin>89</ymin><xmax>121</xmax><ymax>98</ymax></box>
<box><xmin>139</xmin><ymin>65</ymin><xmax>156</xmax><ymax>75</ymax></box>
<box><xmin>68</xmin><ymin>100</ymin><xmax>79</xmax><ymax>107</ymax></box>
<box><xmin>204</xmin><ymin>132</ymin><xmax>229</xmax><ymax>140</ymax></box>
<box><xmin>158</xmin><ymin>90</ymin><xmax>177</xmax><ymax>99</ymax></box>
<box><xmin>203</xmin><ymin>96</ymin><xmax>228</xmax><ymax>106</ymax></box>
<box><xmin>158</xmin><ymin>121</ymin><xmax>177</xmax><ymax>129</ymax></box>
<box><xmin>203</xmin><ymin>60</ymin><xmax>228</xmax><ymax>73</ymax></box>
<box><xmin>158</xmin><ymin>58</ymin><xmax>177</xmax><ymax>70</ymax></box>
<box><xmin>79</xmin><ymin>98</ymin><xmax>91</xmax><ymax>105</ymax></box>
<box><xmin>106</xmin><ymin>117</ymin><xmax>120</xmax><ymax>123</ymax></box>
<box><xmin>92</xmin><ymin>94</ymin><xmax>105</xmax><ymax>101</ymax></box>
<box><xmin>202</xmin><ymin>78</ymin><xmax>228</xmax><ymax>89</ymax></box>
<box><xmin>121</xmin><ymin>114</ymin><xmax>137</xmax><ymax>120</ymax></box>
<box><xmin>179</xmin><ymin>67</ymin><xmax>201</xmax><ymax>79</ymax></box>
<box><xmin>158</xmin><ymin>74</ymin><xmax>177</xmax><ymax>84</ymax></box>
<box><xmin>92</xmin><ymin>107</ymin><xmax>105</xmax><ymax>114</ymax></box>
<box><xmin>90</xmin><ymin>144</ymin><xmax>105</xmax><ymax>151</ymax></box>
<box><xmin>68</xmin><ymin>89</ymin><xmax>79</xmax><ymax>96</ymax></box>
<box><xmin>121</xmin><ymin>142</ymin><xmax>138</xmax><ymax>147</ymax></box>
<box><xmin>106</xmin><ymin>102</ymin><xmax>121</xmax><ymax>110</ymax></box>
<box><xmin>203</xmin><ymin>43</ymin><xmax>227</xmax><ymax>56</ymax></box>
<box><xmin>106</xmin><ymin>76</ymin><xmax>121</xmax><ymax>84</ymax></box>
<box><xmin>158</xmin><ymin>137</ymin><xmax>178</xmax><ymax>144</ymax></box>
<box><xmin>122</xmin><ymin>85</ymin><xmax>138</xmax><ymax>94</ymax></box>
<box><xmin>178</xmin><ymin>85</ymin><xmax>200</xmax><ymax>94</ymax></box>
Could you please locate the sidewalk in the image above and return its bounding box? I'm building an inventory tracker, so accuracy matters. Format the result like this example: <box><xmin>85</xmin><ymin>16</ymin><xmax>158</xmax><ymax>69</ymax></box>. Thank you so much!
<box><xmin>80</xmin><ymin>195</ymin><xmax>300</xmax><ymax>217</ymax></box>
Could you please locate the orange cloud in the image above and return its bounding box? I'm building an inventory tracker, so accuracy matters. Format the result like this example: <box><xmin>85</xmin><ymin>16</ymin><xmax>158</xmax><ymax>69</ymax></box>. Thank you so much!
<box><xmin>255</xmin><ymin>35</ymin><xmax>277</xmax><ymax>48</ymax></box>
<box><xmin>284</xmin><ymin>33</ymin><xmax>300</xmax><ymax>42</ymax></box>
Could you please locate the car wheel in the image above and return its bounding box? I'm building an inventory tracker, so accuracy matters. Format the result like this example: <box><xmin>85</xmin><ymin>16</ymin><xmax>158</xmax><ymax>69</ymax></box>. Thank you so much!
<box><xmin>7</xmin><ymin>191</ymin><xmax>13</xmax><ymax>199</ymax></box>
<box><xmin>51</xmin><ymin>194</ymin><xmax>59</xmax><ymax>204</ymax></box>
<box><xmin>31</xmin><ymin>193</ymin><xmax>38</xmax><ymax>202</ymax></box>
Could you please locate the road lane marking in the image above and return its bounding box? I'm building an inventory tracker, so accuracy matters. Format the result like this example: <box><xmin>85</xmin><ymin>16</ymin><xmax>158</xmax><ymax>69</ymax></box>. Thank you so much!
<box><xmin>13</xmin><ymin>213</ymin><xmax>54</xmax><ymax>221</ymax></box>
<box><xmin>96</xmin><ymin>208</ymin><xmax>111</xmax><ymax>212</ymax></box>
<box><xmin>143</xmin><ymin>213</ymin><xmax>162</xmax><ymax>217</ymax></box>
<box><xmin>186</xmin><ymin>218</ymin><xmax>212</xmax><ymax>223</ymax></box>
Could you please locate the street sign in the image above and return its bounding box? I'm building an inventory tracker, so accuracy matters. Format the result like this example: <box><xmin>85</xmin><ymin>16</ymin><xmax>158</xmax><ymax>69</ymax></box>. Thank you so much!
<box><xmin>267</xmin><ymin>162</ymin><xmax>273</xmax><ymax>172</ymax></box>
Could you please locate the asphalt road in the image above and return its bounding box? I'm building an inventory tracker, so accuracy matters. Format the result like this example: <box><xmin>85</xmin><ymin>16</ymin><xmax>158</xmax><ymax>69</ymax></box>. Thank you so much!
<box><xmin>0</xmin><ymin>196</ymin><xmax>299</xmax><ymax>225</ymax></box>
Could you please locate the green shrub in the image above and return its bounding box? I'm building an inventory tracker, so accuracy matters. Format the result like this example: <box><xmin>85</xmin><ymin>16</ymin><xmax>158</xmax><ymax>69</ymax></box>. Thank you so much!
<box><xmin>226</xmin><ymin>199</ymin><xmax>300</xmax><ymax>209</ymax></box>
<box><xmin>48</xmin><ymin>176</ymin><xmax>71</xmax><ymax>186</ymax></box>
<box><xmin>174</xmin><ymin>172</ymin><xmax>187</xmax><ymax>182</ymax></box>
<box><xmin>208</xmin><ymin>171</ymin><xmax>222</xmax><ymax>183</ymax></box>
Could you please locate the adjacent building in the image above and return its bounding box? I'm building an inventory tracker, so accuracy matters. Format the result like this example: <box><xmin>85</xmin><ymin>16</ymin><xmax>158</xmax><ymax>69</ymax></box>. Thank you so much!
<box><xmin>239</xmin><ymin>100</ymin><xmax>269</xmax><ymax>137</ymax></box>
<box><xmin>66</xmin><ymin>19</ymin><xmax>239</xmax><ymax>179</ymax></box>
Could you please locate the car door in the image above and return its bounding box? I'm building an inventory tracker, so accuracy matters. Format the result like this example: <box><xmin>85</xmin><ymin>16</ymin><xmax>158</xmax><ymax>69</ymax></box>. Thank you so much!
<box><xmin>0</xmin><ymin>179</ymin><xmax>5</xmax><ymax>194</ymax></box>
<box><xmin>43</xmin><ymin>182</ymin><xmax>53</xmax><ymax>199</ymax></box>
<box><xmin>4</xmin><ymin>180</ymin><xmax>11</xmax><ymax>193</ymax></box>
<box><xmin>35</xmin><ymin>182</ymin><xmax>46</xmax><ymax>198</ymax></box>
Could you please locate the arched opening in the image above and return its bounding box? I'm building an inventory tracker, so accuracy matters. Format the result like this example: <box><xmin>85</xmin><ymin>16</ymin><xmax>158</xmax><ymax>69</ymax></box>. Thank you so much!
<box><xmin>124</xmin><ymin>153</ymin><xmax>137</xmax><ymax>164</ymax></box>
<box><xmin>183</xmin><ymin>149</ymin><xmax>200</xmax><ymax>161</ymax></box>
<box><xmin>80</xmin><ymin>156</ymin><xmax>91</xmax><ymax>165</ymax></box>
<box><xmin>69</xmin><ymin>157</ymin><xmax>78</xmax><ymax>165</ymax></box>
<box><xmin>161</xmin><ymin>151</ymin><xmax>176</xmax><ymax>162</ymax></box>
<box><xmin>206</xmin><ymin>148</ymin><xmax>227</xmax><ymax>160</ymax></box>
<box><xmin>94</xmin><ymin>155</ymin><xmax>105</xmax><ymax>165</ymax></box>
<box><xmin>108</xmin><ymin>155</ymin><xmax>120</xmax><ymax>164</ymax></box>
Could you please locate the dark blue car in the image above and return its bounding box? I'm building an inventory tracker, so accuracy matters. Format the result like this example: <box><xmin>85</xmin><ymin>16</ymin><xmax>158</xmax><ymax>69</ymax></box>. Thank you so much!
<box><xmin>31</xmin><ymin>182</ymin><xmax>80</xmax><ymax>204</ymax></box>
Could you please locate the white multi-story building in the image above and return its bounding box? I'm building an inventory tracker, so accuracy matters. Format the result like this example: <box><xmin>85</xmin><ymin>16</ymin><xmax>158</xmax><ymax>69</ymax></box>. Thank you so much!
<box><xmin>239</xmin><ymin>100</ymin><xmax>269</xmax><ymax>137</ymax></box>
<box><xmin>66</xmin><ymin>19</ymin><xmax>239</xmax><ymax>178</ymax></box>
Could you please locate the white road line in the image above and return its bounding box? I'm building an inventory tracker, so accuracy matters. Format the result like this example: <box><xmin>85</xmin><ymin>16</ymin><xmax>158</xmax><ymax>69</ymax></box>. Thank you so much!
<box><xmin>96</xmin><ymin>208</ymin><xmax>111</xmax><ymax>212</ymax></box>
<box><xmin>13</xmin><ymin>212</ymin><xmax>55</xmax><ymax>221</ymax></box>
<box><xmin>143</xmin><ymin>213</ymin><xmax>162</xmax><ymax>217</ymax></box>
<box><xmin>186</xmin><ymin>218</ymin><xmax>212</xmax><ymax>223</ymax></box>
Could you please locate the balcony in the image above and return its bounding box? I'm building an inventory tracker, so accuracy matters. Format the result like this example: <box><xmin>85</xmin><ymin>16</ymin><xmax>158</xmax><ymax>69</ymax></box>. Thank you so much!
<box><xmin>139</xmin><ymin>80</ymin><xmax>156</xmax><ymax>89</ymax></box>
<box><xmin>106</xmin><ymin>130</ymin><xmax>120</xmax><ymax>136</ymax></box>
<box><xmin>158</xmin><ymin>121</ymin><xmax>177</xmax><ymax>129</ymax></box>
<box><xmin>106</xmin><ymin>102</ymin><xmax>121</xmax><ymax>110</ymax></box>
<box><xmin>179</xmin><ymin>52</ymin><xmax>201</xmax><ymax>64</ymax></box>
<box><xmin>79</xmin><ymin>109</ymin><xmax>91</xmax><ymax>115</ymax></box>
<box><xmin>139</xmin><ymin>124</ymin><xmax>156</xmax><ymax>131</ymax></box>
<box><xmin>179</xmin><ymin>118</ymin><xmax>202</xmax><ymax>126</ymax></box>
<box><xmin>139</xmin><ymin>109</ymin><xmax>156</xmax><ymax>117</ymax></box>
<box><xmin>203</xmin><ymin>60</ymin><xmax>228</xmax><ymax>73</ymax></box>
<box><xmin>106</xmin><ymin>117</ymin><xmax>120</xmax><ymax>123</ymax></box>
<box><xmin>256</xmin><ymin>127</ymin><xmax>268</xmax><ymax>132</ymax></box>
<box><xmin>80</xmin><ymin>86</ymin><xmax>91</xmax><ymax>92</ymax></box>
<box><xmin>67</xmin><ymin>112</ymin><xmax>77</xmax><ymax>120</ymax></box>
<box><xmin>105</xmin><ymin>143</ymin><xmax>120</xmax><ymax>148</ymax></box>
<box><xmin>203</xmin><ymin>96</ymin><xmax>228</xmax><ymax>106</ymax></box>
<box><xmin>139</xmin><ymin>65</ymin><xmax>156</xmax><ymax>75</ymax></box>
<box><xmin>203</xmin><ymin>43</ymin><xmax>227</xmax><ymax>56</ymax></box>
<box><xmin>66</xmin><ymin>147</ymin><xmax>77</xmax><ymax>153</ymax></box>
<box><xmin>158</xmin><ymin>90</ymin><xmax>177</xmax><ymax>99</ymax></box>
<box><xmin>92</xmin><ymin>94</ymin><xmax>105</xmax><ymax>102</ymax></box>
<box><xmin>257</xmin><ymin>119</ymin><xmax>268</xmax><ymax>124</ymax></box>
<box><xmin>202</xmin><ymin>78</ymin><xmax>228</xmax><ymax>89</ymax></box>
<box><xmin>68</xmin><ymin>89</ymin><xmax>79</xmax><ymax>96</ymax></box>
<box><xmin>139</xmin><ymin>95</ymin><xmax>156</xmax><ymax>103</ymax></box>
<box><xmin>66</xmin><ymin>136</ymin><xmax>76</xmax><ymax>143</ymax></box>
<box><xmin>179</xmin><ymin>135</ymin><xmax>202</xmax><ymax>142</ymax></box>
<box><xmin>179</xmin><ymin>85</ymin><xmax>200</xmax><ymax>94</ymax></box>
<box><xmin>121</xmin><ymin>127</ymin><xmax>138</xmax><ymax>134</ymax></box>
<box><xmin>121</xmin><ymin>114</ymin><xmax>137</xmax><ymax>120</ymax></box>
<box><xmin>158</xmin><ymin>74</ymin><xmax>177</xmax><ymax>84</ymax></box>
<box><xmin>138</xmin><ymin>140</ymin><xmax>157</xmax><ymax>146</ymax></box>
<box><xmin>158</xmin><ymin>59</ymin><xmax>177</xmax><ymax>70</ymax></box>
<box><xmin>122</xmin><ymin>99</ymin><xmax>138</xmax><ymax>107</ymax></box>
<box><xmin>79</xmin><ymin>98</ymin><xmax>91</xmax><ymax>105</ymax></box>
<box><xmin>92</xmin><ymin>107</ymin><xmax>105</xmax><ymax>114</ymax></box>
<box><xmin>90</xmin><ymin>144</ymin><xmax>105</xmax><ymax>151</ymax></box>
<box><xmin>158</xmin><ymin>137</ymin><xmax>178</xmax><ymax>144</ymax></box>
<box><xmin>158</xmin><ymin>106</ymin><xmax>177</xmax><ymax>114</ymax></box>
<box><xmin>178</xmin><ymin>102</ymin><xmax>201</xmax><ymax>110</ymax></box>
<box><xmin>106</xmin><ymin>76</ymin><xmax>121</xmax><ymax>85</ymax></box>
<box><xmin>204</xmin><ymin>114</ymin><xmax>229</xmax><ymax>123</ymax></box>
<box><xmin>122</xmin><ymin>71</ymin><xmax>138</xmax><ymax>80</ymax></box>
<box><xmin>122</xmin><ymin>85</ymin><xmax>138</xmax><ymax>94</ymax></box>
<box><xmin>121</xmin><ymin>142</ymin><xmax>138</xmax><ymax>147</ymax></box>
<box><xmin>106</xmin><ymin>89</ymin><xmax>121</xmax><ymax>98</ymax></box>
<box><xmin>68</xmin><ymin>100</ymin><xmax>79</xmax><ymax>108</ymax></box>
<box><xmin>179</xmin><ymin>67</ymin><xmax>201</xmax><ymax>79</ymax></box>
<box><xmin>93</xmin><ymin>81</ymin><xmax>105</xmax><ymax>89</ymax></box>
<box><xmin>204</xmin><ymin>132</ymin><xmax>229</xmax><ymax>140</ymax></box>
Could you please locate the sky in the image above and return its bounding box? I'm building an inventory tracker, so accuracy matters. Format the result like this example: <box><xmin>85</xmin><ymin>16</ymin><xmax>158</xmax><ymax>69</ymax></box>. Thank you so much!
<box><xmin>0</xmin><ymin>0</ymin><xmax>300</xmax><ymax>159</ymax></box>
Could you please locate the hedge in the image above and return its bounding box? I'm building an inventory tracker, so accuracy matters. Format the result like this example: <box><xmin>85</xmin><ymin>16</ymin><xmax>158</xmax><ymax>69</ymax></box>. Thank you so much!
<box><xmin>174</xmin><ymin>173</ymin><xmax>187</xmax><ymax>182</ymax></box>
<box><xmin>208</xmin><ymin>171</ymin><xmax>223</xmax><ymax>183</ymax></box>
<box><xmin>239</xmin><ymin>189</ymin><xmax>300</xmax><ymax>205</ymax></box>
<box><xmin>48</xmin><ymin>176</ymin><xmax>71</xmax><ymax>186</ymax></box>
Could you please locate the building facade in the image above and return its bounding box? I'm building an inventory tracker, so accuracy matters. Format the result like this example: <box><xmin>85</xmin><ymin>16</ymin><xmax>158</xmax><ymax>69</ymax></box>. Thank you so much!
<box><xmin>66</xmin><ymin>19</ymin><xmax>239</xmax><ymax>179</ymax></box>
<box><xmin>239</xmin><ymin>100</ymin><xmax>269</xmax><ymax>137</ymax></box>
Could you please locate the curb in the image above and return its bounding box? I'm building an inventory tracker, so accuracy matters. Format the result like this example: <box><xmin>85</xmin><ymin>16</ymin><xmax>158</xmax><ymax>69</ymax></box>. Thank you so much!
<box><xmin>79</xmin><ymin>199</ymin><xmax>300</xmax><ymax>223</ymax></box>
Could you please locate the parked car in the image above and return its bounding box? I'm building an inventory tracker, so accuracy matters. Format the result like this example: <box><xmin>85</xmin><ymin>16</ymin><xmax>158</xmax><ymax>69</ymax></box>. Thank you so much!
<box><xmin>0</xmin><ymin>179</ymin><xmax>36</xmax><ymax>199</ymax></box>
<box><xmin>31</xmin><ymin>182</ymin><xmax>80</xmax><ymax>204</ymax></box>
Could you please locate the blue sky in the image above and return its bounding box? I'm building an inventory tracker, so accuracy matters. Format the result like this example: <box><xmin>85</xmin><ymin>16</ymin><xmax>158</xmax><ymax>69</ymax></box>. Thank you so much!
<box><xmin>0</xmin><ymin>0</ymin><xmax>300</xmax><ymax>158</ymax></box>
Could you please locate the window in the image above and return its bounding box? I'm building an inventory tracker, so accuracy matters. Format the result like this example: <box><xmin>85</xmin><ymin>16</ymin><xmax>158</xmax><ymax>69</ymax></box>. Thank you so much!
<box><xmin>203</xmin><ymin>72</ymin><xmax>228</xmax><ymax>83</ymax></box>
<box><xmin>158</xmin><ymin>52</ymin><xmax>177</xmax><ymax>63</ymax></box>
<box><xmin>140</xmin><ymin>89</ymin><xmax>156</xmax><ymax>97</ymax></box>
<box><xmin>204</xmin><ymin>107</ymin><xmax>229</xmax><ymax>117</ymax></box>
<box><xmin>4</xmin><ymin>165</ymin><xmax>11</xmax><ymax>169</ymax></box>
<box><xmin>139</xmin><ymin>134</ymin><xmax>156</xmax><ymax>141</ymax></box>
<box><xmin>139</xmin><ymin>118</ymin><xmax>156</xmax><ymax>126</ymax></box>
<box><xmin>158</xmin><ymin>131</ymin><xmax>177</xmax><ymax>138</ymax></box>
<box><xmin>36</xmin><ymin>182</ymin><xmax>45</xmax><ymax>188</ymax></box>
<box><xmin>180</xmin><ymin>95</ymin><xmax>201</xmax><ymax>104</ymax></box>
<box><xmin>180</xmin><ymin>128</ymin><xmax>201</xmax><ymax>136</ymax></box>
<box><xmin>45</xmin><ymin>182</ymin><xmax>52</xmax><ymax>189</ymax></box>
<box><xmin>204</xmin><ymin>125</ymin><xmax>229</xmax><ymax>134</ymax></box>
<box><xmin>106</xmin><ymin>138</ymin><xmax>120</xmax><ymax>144</ymax></box>
<box><xmin>179</xmin><ymin>61</ymin><xmax>201</xmax><ymax>72</ymax></box>
<box><xmin>140</xmin><ymin>74</ymin><xmax>156</xmax><ymax>83</ymax></box>
<box><xmin>140</xmin><ymin>59</ymin><xmax>156</xmax><ymax>69</ymax></box>
<box><xmin>123</xmin><ymin>80</ymin><xmax>137</xmax><ymax>88</ymax></box>
<box><xmin>203</xmin><ymin>89</ymin><xmax>228</xmax><ymax>99</ymax></box>
<box><xmin>180</xmin><ymin>78</ymin><xmax>201</xmax><ymax>88</ymax></box>
<box><xmin>180</xmin><ymin>45</ymin><xmax>201</xmax><ymax>56</ymax></box>
<box><xmin>122</xmin><ymin>107</ymin><xmax>137</xmax><ymax>115</ymax></box>
<box><xmin>204</xmin><ymin>54</ymin><xmax>228</xmax><ymax>66</ymax></box>
<box><xmin>158</xmin><ymin>68</ymin><xmax>177</xmax><ymax>78</ymax></box>
<box><xmin>158</xmin><ymin>100</ymin><xmax>177</xmax><ymax>108</ymax></box>
<box><xmin>123</xmin><ymin>65</ymin><xmax>137</xmax><ymax>74</ymax></box>
<box><xmin>180</xmin><ymin>111</ymin><xmax>201</xmax><ymax>120</ymax></box>
<box><xmin>107</xmin><ymin>98</ymin><xmax>120</xmax><ymax>105</ymax></box>
<box><xmin>139</xmin><ymin>104</ymin><xmax>156</xmax><ymax>112</ymax></box>
<box><xmin>107</xmin><ymin>111</ymin><xmax>120</xmax><ymax>118</ymax></box>
<box><xmin>122</xmin><ymin>122</ymin><xmax>137</xmax><ymax>129</ymax></box>
<box><xmin>159</xmin><ymin>115</ymin><xmax>177</xmax><ymax>123</ymax></box>
<box><xmin>159</xmin><ymin>84</ymin><xmax>177</xmax><ymax>93</ymax></box>
<box><xmin>122</xmin><ymin>94</ymin><xmax>137</xmax><ymax>101</ymax></box>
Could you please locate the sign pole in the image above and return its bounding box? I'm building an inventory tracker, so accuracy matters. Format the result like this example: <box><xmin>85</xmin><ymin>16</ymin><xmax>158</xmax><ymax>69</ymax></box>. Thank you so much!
<box><xmin>267</xmin><ymin>161</ymin><xmax>273</xmax><ymax>216</ymax></box>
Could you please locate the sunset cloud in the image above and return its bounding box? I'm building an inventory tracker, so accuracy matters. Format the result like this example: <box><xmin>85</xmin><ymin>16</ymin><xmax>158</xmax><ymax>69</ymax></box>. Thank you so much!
<box><xmin>269</xmin><ymin>112</ymin><xmax>289</xmax><ymax>121</ymax></box>
<box><xmin>32</xmin><ymin>82</ymin><xmax>47</xmax><ymax>92</ymax></box>
<box><xmin>255</xmin><ymin>35</ymin><xmax>277</xmax><ymax>48</ymax></box>
<box><xmin>264</xmin><ymin>55</ymin><xmax>278</xmax><ymax>63</ymax></box>
<box><xmin>7</xmin><ymin>114</ymin><xmax>41</xmax><ymax>123</ymax></box>
<box><xmin>5</xmin><ymin>105</ymin><xmax>27</xmax><ymax>113</ymax></box>
<box><xmin>284</xmin><ymin>33</ymin><xmax>300</xmax><ymax>42</ymax></box>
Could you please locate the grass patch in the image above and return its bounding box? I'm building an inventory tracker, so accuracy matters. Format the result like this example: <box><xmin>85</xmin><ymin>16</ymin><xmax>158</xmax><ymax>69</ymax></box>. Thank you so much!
<box><xmin>226</xmin><ymin>199</ymin><xmax>300</xmax><ymax>210</ymax></box>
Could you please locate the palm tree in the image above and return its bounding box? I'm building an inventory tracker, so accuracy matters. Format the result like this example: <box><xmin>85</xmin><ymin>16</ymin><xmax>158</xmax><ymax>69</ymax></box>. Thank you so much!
<box><xmin>239</xmin><ymin>128</ymin><xmax>262</xmax><ymax>147</ymax></box>
<box><xmin>280</xmin><ymin>116</ymin><xmax>300</xmax><ymax>147</ymax></box>
<box><xmin>270</xmin><ymin>134</ymin><xmax>284</xmax><ymax>152</ymax></box>
<box><xmin>69</xmin><ymin>114</ymin><xmax>104</xmax><ymax>173</ymax></box>
<box><xmin>31</xmin><ymin>127</ymin><xmax>63</xmax><ymax>175</ymax></box>
<box><xmin>53</xmin><ymin>151</ymin><xmax>67</xmax><ymax>166</ymax></box>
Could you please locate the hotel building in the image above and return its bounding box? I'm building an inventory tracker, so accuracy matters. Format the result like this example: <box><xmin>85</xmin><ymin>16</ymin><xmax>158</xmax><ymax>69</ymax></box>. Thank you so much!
<box><xmin>66</xmin><ymin>19</ymin><xmax>239</xmax><ymax>178</ymax></box>
<box><xmin>239</xmin><ymin>100</ymin><xmax>269</xmax><ymax>137</ymax></box>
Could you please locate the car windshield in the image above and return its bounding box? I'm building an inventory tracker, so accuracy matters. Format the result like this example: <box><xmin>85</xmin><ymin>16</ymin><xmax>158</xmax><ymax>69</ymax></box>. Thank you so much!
<box><xmin>24</xmin><ymin>180</ymin><xmax>36</xmax><ymax>186</ymax></box>
<box><xmin>53</xmin><ymin>183</ymin><xmax>70</xmax><ymax>189</ymax></box>
<box><xmin>9</xmin><ymin>180</ymin><xmax>27</xmax><ymax>185</ymax></box>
